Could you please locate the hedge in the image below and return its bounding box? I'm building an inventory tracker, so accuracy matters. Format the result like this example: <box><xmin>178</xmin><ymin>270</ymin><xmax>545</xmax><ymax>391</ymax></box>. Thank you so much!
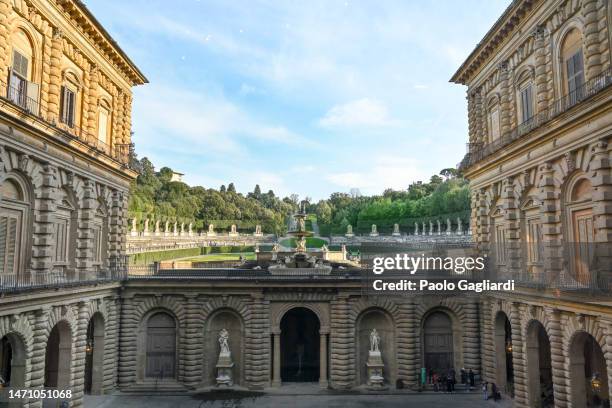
<box><xmin>130</xmin><ymin>245</ymin><xmax>255</xmax><ymax>265</ymax></box>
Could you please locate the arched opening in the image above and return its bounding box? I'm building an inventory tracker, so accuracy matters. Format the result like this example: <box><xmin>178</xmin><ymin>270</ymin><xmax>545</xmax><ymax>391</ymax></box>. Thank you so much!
<box><xmin>423</xmin><ymin>311</ymin><xmax>454</xmax><ymax>375</ymax></box>
<box><xmin>494</xmin><ymin>312</ymin><xmax>514</xmax><ymax>395</ymax></box>
<box><xmin>564</xmin><ymin>176</ymin><xmax>594</xmax><ymax>285</ymax></box>
<box><xmin>0</xmin><ymin>333</ymin><xmax>26</xmax><ymax>387</ymax></box>
<box><xmin>526</xmin><ymin>320</ymin><xmax>554</xmax><ymax>407</ymax></box>
<box><xmin>84</xmin><ymin>313</ymin><xmax>105</xmax><ymax>395</ymax></box>
<box><xmin>145</xmin><ymin>312</ymin><xmax>176</xmax><ymax>379</ymax></box>
<box><xmin>0</xmin><ymin>176</ymin><xmax>31</xmax><ymax>281</ymax></box>
<box><xmin>9</xmin><ymin>28</ymin><xmax>37</xmax><ymax>111</ymax></box>
<box><xmin>356</xmin><ymin>308</ymin><xmax>395</xmax><ymax>386</ymax></box>
<box><xmin>569</xmin><ymin>332</ymin><xmax>609</xmax><ymax>407</ymax></box>
<box><xmin>280</xmin><ymin>307</ymin><xmax>320</xmax><ymax>382</ymax></box>
<box><xmin>205</xmin><ymin>309</ymin><xmax>243</xmax><ymax>385</ymax></box>
<box><xmin>44</xmin><ymin>321</ymin><xmax>72</xmax><ymax>389</ymax></box>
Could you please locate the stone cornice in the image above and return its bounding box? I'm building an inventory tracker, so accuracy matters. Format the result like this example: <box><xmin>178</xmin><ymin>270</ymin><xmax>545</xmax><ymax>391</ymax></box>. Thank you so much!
<box><xmin>450</xmin><ymin>0</ymin><xmax>539</xmax><ymax>85</ymax></box>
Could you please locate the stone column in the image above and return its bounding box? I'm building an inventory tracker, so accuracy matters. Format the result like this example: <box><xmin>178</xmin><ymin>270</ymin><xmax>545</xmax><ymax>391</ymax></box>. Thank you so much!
<box><xmin>76</xmin><ymin>179</ymin><xmax>96</xmax><ymax>278</ymax></box>
<box><xmin>40</xmin><ymin>24</ymin><xmax>52</xmax><ymax>116</ymax></box>
<box><xmin>113</xmin><ymin>90</ymin><xmax>125</xmax><ymax>147</ymax></box>
<box><xmin>598</xmin><ymin>1</ymin><xmax>610</xmax><ymax>72</ymax></box>
<box><xmin>467</xmin><ymin>90</ymin><xmax>477</xmax><ymax>144</ymax></box>
<box><xmin>0</xmin><ymin>0</ymin><xmax>11</xmax><ymax>71</ymax></box>
<box><xmin>590</xmin><ymin>140</ymin><xmax>612</xmax><ymax>285</ymax></box>
<box><xmin>481</xmin><ymin>299</ymin><xmax>495</xmax><ymax>382</ymax></box>
<box><xmin>245</xmin><ymin>293</ymin><xmax>270</xmax><ymax>389</ymax></box>
<box><xmin>511</xmin><ymin>303</ymin><xmax>528</xmax><ymax>407</ymax></box>
<box><xmin>544</xmin><ymin>307</ymin><xmax>569</xmax><ymax>407</ymax></box>
<box><xmin>462</xmin><ymin>300</ymin><xmax>481</xmax><ymax>374</ymax></box>
<box><xmin>533</xmin><ymin>26</ymin><xmax>549</xmax><ymax>114</ymax></box>
<box><xmin>538</xmin><ymin>162</ymin><xmax>563</xmax><ymax>285</ymax></box>
<box><xmin>583</xmin><ymin>0</ymin><xmax>602</xmax><ymax>79</ymax></box>
<box><xmin>87</xmin><ymin>66</ymin><xmax>99</xmax><ymax>136</ymax></box>
<box><xmin>183</xmin><ymin>294</ymin><xmax>203</xmax><ymax>388</ymax></box>
<box><xmin>503</xmin><ymin>177</ymin><xmax>521</xmax><ymax>281</ymax></box>
<box><xmin>31</xmin><ymin>163</ymin><xmax>57</xmax><ymax>280</ymax></box>
<box><xmin>272</xmin><ymin>330</ymin><xmax>281</xmax><ymax>387</ymax></box>
<box><xmin>474</xmin><ymin>88</ymin><xmax>484</xmax><ymax>145</ymax></box>
<box><xmin>29</xmin><ymin>308</ymin><xmax>50</xmax><ymax>408</ymax></box>
<box><xmin>117</xmin><ymin>297</ymin><xmax>137</xmax><ymax>387</ymax></box>
<box><xmin>103</xmin><ymin>297</ymin><xmax>120</xmax><ymax>392</ymax></box>
<box><xmin>601</xmin><ymin>318</ymin><xmax>612</xmax><ymax>404</ymax></box>
<box><xmin>329</xmin><ymin>295</ymin><xmax>353</xmax><ymax>389</ymax></box>
<box><xmin>397</xmin><ymin>301</ymin><xmax>417</xmax><ymax>387</ymax></box>
<box><xmin>319</xmin><ymin>331</ymin><xmax>328</xmax><ymax>388</ymax></box>
<box><xmin>476</xmin><ymin>188</ymin><xmax>490</xmax><ymax>254</ymax></box>
<box><xmin>48</xmin><ymin>28</ymin><xmax>63</xmax><ymax>122</ymax></box>
<box><xmin>72</xmin><ymin>302</ymin><xmax>89</xmax><ymax>407</ymax></box>
<box><xmin>499</xmin><ymin>61</ymin><xmax>512</xmax><ymax>136</ymax></box>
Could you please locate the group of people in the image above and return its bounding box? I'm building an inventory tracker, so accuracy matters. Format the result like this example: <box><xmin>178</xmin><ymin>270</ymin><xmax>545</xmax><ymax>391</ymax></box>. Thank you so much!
<box><xmin>481</xmin><ymin>381</ymin><xmax>502</xmax><ymax>401</ymax></box>
<box><xmin>426</xmin><ymin>367</ymin><xmax>476</xmax><ymax>393</ymax></box>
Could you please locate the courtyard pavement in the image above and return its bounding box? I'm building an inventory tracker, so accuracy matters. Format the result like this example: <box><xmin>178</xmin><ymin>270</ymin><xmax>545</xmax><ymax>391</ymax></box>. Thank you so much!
<box><xmin>84</xmin><ymin>384</ymin><xmax>515</xmax><ymax>408</ymax></box>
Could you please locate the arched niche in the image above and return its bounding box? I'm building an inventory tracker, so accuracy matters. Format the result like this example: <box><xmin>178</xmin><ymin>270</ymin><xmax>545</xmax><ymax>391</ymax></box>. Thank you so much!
<box><xmin>525</xmin><ymin>320</ymin><xmax>554</xmax><ymax>407</ymax></box>
<box><xmin>569</xmin><ymin>331</ymin><xmax>609</xmax><ymax>408</ymax></box>
<box><xmin>494</xmin><ymin>311</ymin><xmax>514</xmax><ymax>395</ymax></box>
<box><xmin>204</xmin><ymin>309</ymin><xmax>244</xmax><ymax>386</ymax></box>
<box><xmin>355</xmin><ymin>308</ymin><xmax>395</xmax><ymax>387</ymax></box>
<box><xmin>44</xmin><ymin>321</ymin><xmax>73</xmax><ymax>389</ymax></box>
<box><xmin>84</xmin><ymin>312</ymin><xmax>105</xmax><ymax>395</ymax></box>
<box><xmin>421</xmin><ymin>309</ymin><xmax>463</xmax><ymax>376</ymax></box>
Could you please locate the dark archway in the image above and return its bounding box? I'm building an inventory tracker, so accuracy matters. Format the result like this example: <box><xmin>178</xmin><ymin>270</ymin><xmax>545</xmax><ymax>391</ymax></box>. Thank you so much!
<box><xmin>526</xmin><ymin>321</ymin><xmax>554</xmax><ymax>407</ymax></box>
<box><xmin>494</xmin><ymin>312</ymin><xmax>514</xmax><ymax>395</ymax></box>
<box><xmin>145</xmin><ymin>312</ymin><xmax>177</xmax><ymax>379</ymax></box>
<box><xmin>569</xmin><ymin>332</ymin><xmax>609</xmax><ymax>407</ymax></box>
<box><xmin>280</xmin><ymin>308</ymin><xmax>320</xmax><ymax>382</ymax></box>
<box><xmin>44</xmin><ymin>321</ymin><xmax>72</xmax><ymax>389</ymax></box>
<box><xmin>0</xmin><ymin>333</ymin><xmax>26</xmax><ymax>407</ymax></box>
<box><xmin>423</xmin><ymin>311</ymin><xmax>454</xmax><ymax>374</ymax></box>
<box><xmin>84</xmin><ymin>313</ymin><xmax>105</xmax><ymax>394</ymax></box>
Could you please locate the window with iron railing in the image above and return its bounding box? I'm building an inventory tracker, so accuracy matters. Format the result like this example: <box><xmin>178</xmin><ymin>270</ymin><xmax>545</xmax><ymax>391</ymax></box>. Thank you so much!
<box><xmin>7</xmin><ymin>50</ymin><xmax>39</xmax><ymax>114</ymax></box>
<box><xmin>60</xmin><ymin>85</ymin><xmax>76</xmax><ymax>128</ymax></box>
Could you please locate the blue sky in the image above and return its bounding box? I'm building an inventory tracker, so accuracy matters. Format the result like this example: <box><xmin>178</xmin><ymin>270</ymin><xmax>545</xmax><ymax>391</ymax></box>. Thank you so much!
<box><xmin>87</xmin><ymin>0</ymin><xmax>508</xmax><ymax>200</ymax></box>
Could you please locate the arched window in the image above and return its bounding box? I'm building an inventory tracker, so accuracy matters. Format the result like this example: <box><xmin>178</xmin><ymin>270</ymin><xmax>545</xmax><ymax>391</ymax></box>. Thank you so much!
<box><xmin>520</xmin><ymin>192</ymin><xmax>543</xmax><ymax>280</ymax></box>
<box><xmin>9</xmin><ymin>29</ymin><xmax>38</xmax><ymax>112</ymax></box>
<box><xmin>0</xmin><ymin>177</ymin><xmax>30</xmax><ymax>279</ymax></box>
<box><xmin>145</xmin><ymin>312</ymin><xmax>176</xmax><ymax>379</ymax></box>
<box><xmin>515</xmin><ymin>67</ymin><xmax>535</xmax><ymax>125</ymax></box>
<box><xmin>565</xmin><ymin>177</ymin><xmax>594</xmax><ymax>284</ymax></box>
<box><xmin>560</xmin><ymin>28</ymin><xmax>584</xmax><ymax>104</ymax></box>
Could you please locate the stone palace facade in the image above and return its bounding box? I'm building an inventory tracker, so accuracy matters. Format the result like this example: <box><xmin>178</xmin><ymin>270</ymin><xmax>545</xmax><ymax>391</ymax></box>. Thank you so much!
<box><xmin>452</xmin><ymin>0</ymin><xmax>612</xmax><ymax>407</ymax></box>
<box><xmin>0</xmin><ymin>1</ymin><xmax>611</xmax><ymax>408</ymax></box>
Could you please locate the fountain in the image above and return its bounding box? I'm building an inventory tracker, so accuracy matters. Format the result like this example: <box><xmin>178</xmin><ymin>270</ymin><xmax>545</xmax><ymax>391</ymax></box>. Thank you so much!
<box><xmin>268</xmin><ymin>203</ymin><xmax>332</xmax><ymax>274</ymax></box>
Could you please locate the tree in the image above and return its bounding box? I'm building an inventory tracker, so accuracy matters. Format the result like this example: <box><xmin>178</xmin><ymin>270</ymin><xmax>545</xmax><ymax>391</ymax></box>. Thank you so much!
<box><xmin>316</xmin><ymin>200</ymin><xmax>332</xmax><ymax>224</ymax></box>
<box><xmin>220</xmin><ymin>185</ymin><xmax>226</xmax><ymax>193</ymax></box>
<box><xmin>227</xmin><ymin>183</ymin><xmax>236</xmax><ymax>193</ymax></box>
<box><xmin>440</xmin><ymin>168</ymin><xmax>458</xmax><ymax>180</ymax></box>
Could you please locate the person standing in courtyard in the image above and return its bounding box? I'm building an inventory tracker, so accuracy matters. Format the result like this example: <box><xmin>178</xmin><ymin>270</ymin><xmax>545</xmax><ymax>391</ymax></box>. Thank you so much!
<box><xmin>482</xmin><ymin>381</ymin><xmax>489</xmax><ymax>400</ymax></box>
<box><xmin>468</xmin><ymin>369</ymin><xmax>475</xmax><ymax>391</ymax></box>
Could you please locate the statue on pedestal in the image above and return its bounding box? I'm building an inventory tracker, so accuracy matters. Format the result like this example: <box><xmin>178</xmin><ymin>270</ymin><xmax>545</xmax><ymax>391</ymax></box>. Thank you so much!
<box><xmin>345</xmin><ymin>224</ymin><xmax>354</xmax><ymax>238</ymax></box>
<box><xmin>164</xmin><ymin>221</ymin><xmax>170</xmax><ymax>237</ymax></box>
<box><xmin>130</xmin><ymin>218</ymin><xmax>138</xmax><ymax>236</ymax></box>
<box><xmin>366</xmin><ymin>328</ymin><xmax>386</xmax><ymax>389</ymax></box>
<box><xmin>392</xmin><ymin>223</ymin><xmax>400</xmax><ymax>236</ymax></box>
<box><xmin>446</xmin><ymin>218</ymin><xmax>452</xmax><ymax>235</ymax></box>
<box><xmin>155</xmin><ymin>220</ymin><xmax>161</xmax><ymax>236</ymax></box>
<box><xmin>370</xmin><ymin>224</ymin><xmax>379</xmax><ymax>237</ymax></box>
<box><xmin>254</xmin><ymin>224</ymin><xmax>262</xmax><ymax>236</ymax></box>
<box><xmin>296</xmin><ymin>236</ymin><xmax>307</xmax><ymax>252</ymax></box>
<box><xmin>436</xmin><ymin>220</ymin><xmax>441</xmax><ymax>235</ymax></box>
<box><xmin>208</xmin><ymin>223</ymin><xmax>216</xmax><ymax>236</ymax></box>
<box><xmin>229</xmin><ymin>224</ymin><xmax>238</xmax><ymax>236</ymax></box>
<box><xmin>143</xmin><ymin>218</ymin><xmax>149</xmax><ymax>236</ymax></box>
<box><xmin>216</xmin><ymin>328</ymin><xmax>234</xmax><ymax>387</ymax></box>
<box><xmin>414</xmin><ymin>222</ymin><xmax>419</xmax><ymax>236</ymax></box>
<box><xmin>457</xmin><ymin>217</ymin><xmax>463</xmax><ymax>235</ymax></box>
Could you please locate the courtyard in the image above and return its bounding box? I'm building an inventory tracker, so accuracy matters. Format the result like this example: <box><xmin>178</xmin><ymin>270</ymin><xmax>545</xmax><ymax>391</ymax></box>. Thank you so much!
<box><xmin>84</xmin><ymin>386</ymin><xmax>514</xmax><ymax>408</ymax></box>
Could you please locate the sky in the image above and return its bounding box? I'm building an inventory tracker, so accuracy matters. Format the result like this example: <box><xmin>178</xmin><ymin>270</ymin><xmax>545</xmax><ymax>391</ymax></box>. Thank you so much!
<box><xmin>87</xmin><ymin>0</ymin><xmax>509</xmax><ymax>200</ymax></box>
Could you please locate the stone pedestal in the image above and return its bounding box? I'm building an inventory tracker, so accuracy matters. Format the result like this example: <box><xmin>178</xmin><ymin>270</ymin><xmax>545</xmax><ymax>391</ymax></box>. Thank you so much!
<box><xmin>366</xmin><ymin>351</ymin><xmax>386</xmax><ymax>390</ymax></box>
<box><xmin>216</xmin><ymin>351</ymin><xmax>234</xmax><ymax>387</ymax></box>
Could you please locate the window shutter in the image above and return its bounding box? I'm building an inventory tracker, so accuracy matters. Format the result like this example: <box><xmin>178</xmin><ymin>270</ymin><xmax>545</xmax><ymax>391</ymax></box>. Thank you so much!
<box><xmin>60</xmin><ymin>85</ymin><xmax>66</xmax><ymax>123</ymax></box>
<box><xmin>26</xmin><ymin>81</ymin><xmax>39</xmax><ymax>114</ymax></box>
<box><xmin>0</xmin><ymin>216</ymin><xmax>7</xmax><ymax>273</ymax></box>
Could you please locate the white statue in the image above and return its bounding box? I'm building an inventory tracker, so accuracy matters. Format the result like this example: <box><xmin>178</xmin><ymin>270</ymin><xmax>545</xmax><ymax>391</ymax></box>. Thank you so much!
<box><xmin>370</xmin><ymin>224</ymin><xmax>378</xmax><ymax>236</ymax></box>
<box><xmin>155</xmin><ymin>220</ymin><xmax>161</xmax><ymax>236</ymax></box>
<box><xmin>209</xmin><ymin>224</ymin><xmax>215</xmax><ymax>233</ymax></box>
<box><xmin>436</xmin><ymin>220</ymin><xmax>441</xmax><ymax>235</ymax></box>
<box><xmin>346</xmin><ymin>224</ymin><xmax>354</xmax><ymax>237</ymax></box>
<box><xmin>414</xmin><ymin>222</ymin><xmax>419</xmax><ymax>235</ymax></box>
<box><xmin>457</xmin><ymin>217</ymin><xmax>463</xmax><ymax>235</ymax></box>
<box><xmin>422</xmin><ymin>222</ymin><xmax>426</xmax><ymax>236</ymax></box>
<box><xmin>446</xmin><ymin>218</ymin><xmax>452</xmax><ymax>235</ymax></box>
<box><xmin>296</xmin><ymin>236</ymin><xmax>307</xmax><ymax>252</ymax></box>
<box><xmin>130</xmin><ymin>218</ymin><xmax>138</xmax><ymax>236</ymax></box>
<box><xmin>254</xmin><ymin>224</ymin><xmax>262</xmax><ymax>236</ymax></box>
<box><xmin>219</xmin><ymin>329</ymin><xmax>230</xmax><ymax>354</ymax></box>
<box><xmin>370</xmin><ymin>328</ymin><xmax>381</xmax><ymax>352</ymax></box>
<box><xmin>392</xmin><ymin>223</ymin><xmax>400</xmax><ymax>236</ymax></box>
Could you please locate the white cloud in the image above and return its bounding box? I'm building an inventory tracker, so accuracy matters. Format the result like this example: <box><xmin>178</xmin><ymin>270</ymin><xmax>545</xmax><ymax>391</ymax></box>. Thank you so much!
<box><xmin>318</xmin><ymin>98</ymin><xmax>398</xmax><ymax>128</ymax></box>
<box><xmin>325</xmin><ymin>155</ymin><xmax>428</xmax><ymax>194</ymax></box>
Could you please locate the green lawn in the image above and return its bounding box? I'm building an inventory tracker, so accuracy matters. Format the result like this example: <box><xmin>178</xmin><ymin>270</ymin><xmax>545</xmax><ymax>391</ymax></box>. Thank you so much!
<box><xmin>178</xmin><ymin>252</ymin><xmax>256</xmax><ymax>262</ymax></box>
